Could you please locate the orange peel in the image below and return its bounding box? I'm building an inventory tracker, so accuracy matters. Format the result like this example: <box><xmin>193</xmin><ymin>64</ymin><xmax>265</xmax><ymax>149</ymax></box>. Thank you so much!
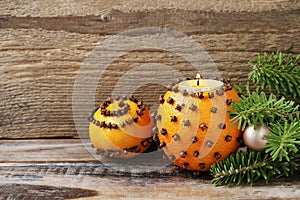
<box><xmin>88</xmin><ymin>96</ymin><xmax>154</xmax><ymax>158</ymax></box>
<box><xmin>156</xmin><ymin>79</ymin><xmax>242</xmax><ymax>171</ymax></box>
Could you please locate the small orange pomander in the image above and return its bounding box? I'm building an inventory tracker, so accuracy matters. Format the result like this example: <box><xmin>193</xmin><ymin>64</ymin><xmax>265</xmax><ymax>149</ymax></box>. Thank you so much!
<box><xmin>88</xmin><ymin>96</ymin><xmax>154</xmax><ymax>158</ymax></box>
<box><xmin>155</xmin><ymin>78</ymin><xmax>242</xmax><ymax>171</ymax></box>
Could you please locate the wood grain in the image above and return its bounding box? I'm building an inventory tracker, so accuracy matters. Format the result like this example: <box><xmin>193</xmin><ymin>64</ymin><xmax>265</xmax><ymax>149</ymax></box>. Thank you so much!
<box><xmin>0</xmin><ymin>140</ymin><xmax>299</xmax><ymax>199</ymax></box>
<box><xmin>1</xmin><ymin>169</ymin><xmax>299</xmax><ymax>200</ymax></box>
<box><xmin>1</xmin><ymin>0</ymin><xmax>299</xmax><ymax>17</ymax></box>
<box><xmin>0</xmin><ymin>183</ymin><xmax>98</xmax><ymax>200</ymax></box>
<box><xmin>0</xmin><ymin>139</ymin><xmax>169</xmax><ymax>169</ymax></box>
<box><xmin>1</xmin><ymin>9</ymin><xmax>300</xmax><ymax>35</ymax></box>
<box><xmin>0</xmin><ymin>139</ymin><xmax>94</xmax><ymax>162</ymax></box>
<box><xmin>1</xmin><ymin>3</ymin><xmax>300</xmax><ymax>139</ymax></box>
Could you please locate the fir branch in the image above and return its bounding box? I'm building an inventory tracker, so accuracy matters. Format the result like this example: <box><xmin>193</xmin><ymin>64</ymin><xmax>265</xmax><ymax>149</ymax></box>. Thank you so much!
<box><xmin>229</xmin><ymin>86</ymin><xmax>298</xmax><ymax>131</ymax></box>
<box><xmin>265</xmin><ymin>120</ymin><xmax>300</xmax><ymax>162</ymax></box>
<box><xmin>210</xmin><ymin>151</ymin><xmax>298</xmax><ymax>186</ymax></box>
<box><xmin>212</xmin><ymin>51</ymin><xmax>300</xmax><ymax>187</ymax></box>
<box><xmin>248</xmin><ymin>52</ymin><xmax>300</xmax><ymax>101</ymax></box>
<box><xmin>210</xmin><ymin>151</ymin><xmax>274</xmax><ymax>186</ymax></box>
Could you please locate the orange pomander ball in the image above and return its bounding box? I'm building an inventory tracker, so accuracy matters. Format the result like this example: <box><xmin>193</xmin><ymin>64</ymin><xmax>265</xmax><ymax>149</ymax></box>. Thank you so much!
<box><xmin>155</xmin><ymin>79</ymin><xmax>242</xmax><ymax>171</ymax></box>
<box><xmin>88</xmin><ymin>96</ymin><xmax>154</xmax><ymax>158</ymax></box>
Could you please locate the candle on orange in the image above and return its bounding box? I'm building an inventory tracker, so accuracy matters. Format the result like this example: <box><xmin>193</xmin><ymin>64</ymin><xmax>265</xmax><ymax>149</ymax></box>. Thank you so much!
<box><xmin>155</xmin><ymin>75</ymin><xmax>242</xmax><ymax>171</ymax></box>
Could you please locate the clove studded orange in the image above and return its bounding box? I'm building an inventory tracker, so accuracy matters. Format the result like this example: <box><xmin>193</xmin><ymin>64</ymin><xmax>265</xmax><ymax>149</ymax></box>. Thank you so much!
<box><xmin>155</xmin><ymin>79</ymin><xmax>242</xmax><ymax>171</ymax></box>
<box><xmin>88</xmin><ymin>96</ymin><xmax>154</xmax><ymax>158</ymax></box>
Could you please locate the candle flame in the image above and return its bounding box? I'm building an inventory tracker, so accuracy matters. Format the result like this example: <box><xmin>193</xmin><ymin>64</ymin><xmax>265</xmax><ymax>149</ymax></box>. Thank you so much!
<box><xmin>196</xmin><ymin>73</ymin><xmax>201</xmax><ymax>79</ymax></box>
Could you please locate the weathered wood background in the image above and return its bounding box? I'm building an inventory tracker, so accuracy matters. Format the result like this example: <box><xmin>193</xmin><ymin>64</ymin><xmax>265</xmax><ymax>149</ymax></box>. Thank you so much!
<box><xmin>0</xmin><ymin>1</ymin><xmax>300</xmax><ymax>199</ymax></box>
<box><xmin>1</xmin><ymin>0</ymin><xmax>300</xmax><ymax>139</ymax></box>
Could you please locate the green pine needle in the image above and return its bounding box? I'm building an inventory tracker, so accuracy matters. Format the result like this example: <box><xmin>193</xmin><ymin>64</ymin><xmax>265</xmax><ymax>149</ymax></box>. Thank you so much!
<box><xmin>210</xmin><ymin>51</ymin><xmax>300</xmax><ymax>187</ymax></box>
<box><xmin>265</xmin><ymin>119</ymin><xmax>300</xmax><ymax>162</ymax></box>
<box><xmin>248</xmin><ymin>52</ymin><xmax>300</xmax><ymax>101</ymax></box>
<box><xmin>210</xmin><ymin>151</ymin><xmax>273</xmax><ymax>186</ymax></box>
<box><xmin>229</xmin><ymin>85</ymin><xmax>298</xmax><ymax>131</ymax></box>
<box><xmin>210</xmin><ymin>150</ymin><xmax>298</xmax><ymax>186</ymax></box>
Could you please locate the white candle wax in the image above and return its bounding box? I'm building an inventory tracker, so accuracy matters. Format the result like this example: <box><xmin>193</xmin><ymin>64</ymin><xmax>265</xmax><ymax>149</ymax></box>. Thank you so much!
<box><xmin>178</xmin><ymin>79</ymin><xmax>223</xmax><ymax>93</ymax></box>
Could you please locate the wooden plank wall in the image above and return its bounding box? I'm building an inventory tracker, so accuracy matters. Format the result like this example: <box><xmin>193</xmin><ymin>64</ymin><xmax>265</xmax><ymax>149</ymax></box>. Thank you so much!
<box><xmin>1</xmin><ymin>1</ymin><xmax>300</xmax><ymax>139</ymax></box>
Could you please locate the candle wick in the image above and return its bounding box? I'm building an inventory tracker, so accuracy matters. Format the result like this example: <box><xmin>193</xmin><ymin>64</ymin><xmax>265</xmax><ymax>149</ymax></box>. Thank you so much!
<box><xmin>196</xmin><ymin>73</ymin><xmax>201</xmax><ymax>86</ymax></box>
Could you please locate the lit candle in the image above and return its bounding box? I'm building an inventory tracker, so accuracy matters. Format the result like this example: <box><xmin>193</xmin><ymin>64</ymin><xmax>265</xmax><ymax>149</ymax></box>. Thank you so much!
<box><xmin>178</xmin><ymin>73</ymin><xmax>223</xmax><ymax>93</ymax></box>
<box><xmin>156</xmin><ymin>75</ymin><xmax>242</xmax><ymax>171</ymax></box>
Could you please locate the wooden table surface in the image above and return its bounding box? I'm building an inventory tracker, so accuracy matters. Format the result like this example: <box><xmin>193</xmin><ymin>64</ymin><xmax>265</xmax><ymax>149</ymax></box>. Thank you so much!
<box><xmin>0</xmin><ymin>139</ymin><xmax>299</xmax><ymax>199</ymax></box>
